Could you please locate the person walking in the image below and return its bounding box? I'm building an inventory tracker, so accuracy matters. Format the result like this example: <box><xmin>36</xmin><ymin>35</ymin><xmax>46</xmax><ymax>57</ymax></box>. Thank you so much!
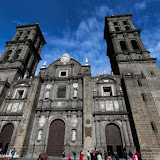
<box><xmin>68</xmin><ymin>155</ymin><xmax>71</xmax><ymax>160</ymax></box>
<box><xmin>62</xmin><ymin>149</ymin><xmax>65</xmax><ymax>160</ymax></box>
<box><xmin>128</xmin><ymin>150</ymin><xmax>133</xmax><ymax>160</ymax></box>
<box><xmin>87</xmin><ymin>151</ymin><xmax>90</xmax><ymax>160</ymax></box>
<box><xmin>80</xmin><ymin>151</ymin><xmax>83</xmax><ymax>160</ymax></box>
<box><xmin>114</xmin><ymin>151</ymin><xmax>119</xmax><ymax>160</ymax></box>
<box><xmin>97</xmin><ymin>153</ymin><xmax>102</xmax><ymax>160</ymax></box>
<box><xmin>123</xmin><ymin>150</ymin><xmax>128</xmax><ymax>160</ymax></box>
<box><xmin>72</xmin><ymin>151</ymin><xmax>76</xmax><ymax>160</ymax></box>
<box><xmin>11</xmin><ymin>148</ymin><xmax>16</xmax><ymax>160</ymax></box>
<box><xmin>104</xmin><ymin>150</ymin><xmax>107</xmax><ymax>160</ymax></box>
<box><xmin>135</xmin><ymin>151</ymin><xmax>141</xmax><ymax>160</ymax></box>
<box><xmin>91</xmin><ymin>150</ymin><xmax>94</xmax><ymax>160</ymax></box>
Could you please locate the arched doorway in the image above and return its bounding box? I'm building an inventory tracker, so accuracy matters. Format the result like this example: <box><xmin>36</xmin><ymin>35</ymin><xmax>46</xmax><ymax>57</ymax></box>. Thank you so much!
<box><xmin>0</xmin><ymin>123</ymin><xmax>14</xmax><ymax>154</ymax></box>
<box><xmin>105</xmin><ymin>123</ymin><xmax>123</xmax><ymax>158</ymax></box>
<box><xmin>46</xmin><ymin>119</ymin><xmax>65</xmax><ymax>156</ymax></box>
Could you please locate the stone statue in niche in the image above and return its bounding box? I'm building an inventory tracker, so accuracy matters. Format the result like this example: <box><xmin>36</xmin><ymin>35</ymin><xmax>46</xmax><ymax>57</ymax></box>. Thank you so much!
<box><xmin>71</xmin><ymin>130</ymin><xmax>76</xmax><ymax>142</ymax></box>
<box><xmin>39</xmin><ymin>115</ymin><xmax>46</xmax><ymax>127</ymax></box>
<box><xmin>73</xmin><ymin>88</ymin><xmax>78</xmax><ymax>99</ymax></box>
<box><xmin>100</xmin><ymin>102</ymin><xmax>105</xmax><ymax>110</ymax></box>
<box><xmin>37</xmin><ymin>129</ymin><xmax>43</xmax><ymax>141</ymax></box>
<box><xmin>44</xmin><ymin>89</ymin><xmax>50</xmax><ymax>99</ymax></box>
<box><xmin>71</xmin><ymin>115</ymin><xmax>77</xmax><ymax>127</ymax></box>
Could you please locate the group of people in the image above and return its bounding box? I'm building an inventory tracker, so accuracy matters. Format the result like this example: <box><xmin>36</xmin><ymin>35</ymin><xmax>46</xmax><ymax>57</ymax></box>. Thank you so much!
<box><xmin>65</xmin><ymin>149</ymin><xmax>142</xmax><ymax>160</ymax></box>
<box><xmin>124</xmin><ymin>150</ymin><xmax>142</xmax><ymax>160</ymax></box>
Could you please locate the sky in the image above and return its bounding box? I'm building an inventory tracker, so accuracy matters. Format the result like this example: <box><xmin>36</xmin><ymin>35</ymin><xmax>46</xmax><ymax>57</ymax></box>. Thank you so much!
<box><xmin>0</xmin><ymin>0</ymin><xmax>160</xmax><ymax>76</ymax></box>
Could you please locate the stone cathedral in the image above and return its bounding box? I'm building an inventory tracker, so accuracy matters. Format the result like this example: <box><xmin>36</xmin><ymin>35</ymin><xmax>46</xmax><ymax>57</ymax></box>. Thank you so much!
<box><xmin>0</xmin><ymin>14</ymin><xmax>160</xmax><ymax>160</ymax></box>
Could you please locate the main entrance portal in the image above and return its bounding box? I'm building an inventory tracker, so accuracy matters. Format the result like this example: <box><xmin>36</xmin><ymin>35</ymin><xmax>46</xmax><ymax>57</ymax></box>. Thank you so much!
<box><xmin>105</xmin><ymin>123</ymin><xmax>123</xmax><ymax>158</ymax></box>
<box><xmin>46</xmin><ymin>120</ymin><xmax>65</xmax><ymax>156</ymax></box>
<box><xmin>0</xmin><ymin>123</ymin><xmax>14</xmax><ymax>154</ymax></box>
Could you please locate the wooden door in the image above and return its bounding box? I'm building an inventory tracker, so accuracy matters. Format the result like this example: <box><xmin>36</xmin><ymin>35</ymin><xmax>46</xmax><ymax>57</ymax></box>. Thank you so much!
<box><xmin>46</xmin><ymin>120</ymin><xmax>65</xmax><ymax>156</ymax></box>
<box><xmin>105</xmin><ymin>123</ymin><xmax>123</xmax><ymax>157</ymax></box>
<box><xmin>0</xmin><ymin>123</ymin><xmax>14</xmax><ymax>154</ymax></box>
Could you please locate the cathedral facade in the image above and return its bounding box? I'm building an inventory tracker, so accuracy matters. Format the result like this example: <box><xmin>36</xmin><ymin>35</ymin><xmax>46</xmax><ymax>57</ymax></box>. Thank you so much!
<box><xmin>0</xmin><ymin>14</ymin><xmax>160</xmax><ymax>160</ymax></box>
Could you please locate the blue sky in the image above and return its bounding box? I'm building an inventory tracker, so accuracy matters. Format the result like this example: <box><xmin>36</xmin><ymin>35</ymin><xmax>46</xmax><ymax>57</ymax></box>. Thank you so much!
<box><xmin>0</xmin><ymin>0</ymin><xmax>160</xmax><ymax>76</ymax></box>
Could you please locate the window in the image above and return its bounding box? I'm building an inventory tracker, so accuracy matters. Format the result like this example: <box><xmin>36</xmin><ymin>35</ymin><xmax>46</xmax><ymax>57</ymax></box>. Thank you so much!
<box><xmin>150</xmin><ymin>122</ymin><xmax>158</xmax><ymax>132</ymax></box>
<box><xmin>57</xmin><ymin>86</ymin><xmax>66</xmax><ymax>98</ymax></box>
<box><xmin>103</xmin><ymin>87</ymin><xmax>112</xmax><ymax>96</ymax></box>
<box><xmin>113</xmin><ymin>22</ymin><xmax>118</xmax><ymax>25</ymax></box>
<box><xmin>4</xmin><ymin>50</ymin><xmax>12</xmax><ymax>61</ymax></box>
<box><xmin>24</xmin><ymin>36</ymin><xmax>28</xmax><ymax>40</ymax></box>
<box><xmin>142</xmin><ymin>93</ymin><xmax>146</xmax><ymax>101</ymax></box>
<box><xmin>131</xmin><ymin>40</ymin><xmax>139</xmax><ymax>50</ymax></box>
<box><xmin>14</xmin><ymin>49</ymin><xmax>21</xmax><ymax>60</ymax></box>
<box><xmin>150</xmin><ymin>71</ymin><xmax>156</xmax><ymax>77</ymax></box>
<box><xmin>137</xmin><ymin>79</ymin><xmax>142</xmax><ymax>86</ymax></box>
<box><xmin>125</xmin><ymin>26</ymin><xmax>130</xmax><ymax>31</ymax></box>
<box><xmin>27</xmin><ymin>31</ymin><xmax>30</xmax><ymax>34</ymax></box>
<box><xmin>15</xmin><ymin>90</ymin><xmax>24</xmax><ymax>99</ymax></box>
<box><xmin>123</xmin><ymin>21</ymin><xmax>128</xmax><ymax>25</ymax></box>
<box><xmin>120</xmin><ymin>41</ymin><xmax>127</xmax><ymax>51</ymax></box>
<box><xmin>115</xmin><ymin>27</ymin><xmax>120</xmax><ymax>31</ymax></box>
<box><xmin>59</xmin><ymin>70</ymin><xmax>68</xmax><ymax>77</ymax></box>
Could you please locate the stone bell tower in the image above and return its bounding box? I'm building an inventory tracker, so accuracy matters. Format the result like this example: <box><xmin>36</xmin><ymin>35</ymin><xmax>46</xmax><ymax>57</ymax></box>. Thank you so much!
<box><xmin>104</xmin><ymin>14</ymin><xmax>160</xmax><ymax>160</ymax></box>
<box><xmin>0</xmin><ymin>24</ymin><xmax>46</xmax><ymax>83</ymax></box>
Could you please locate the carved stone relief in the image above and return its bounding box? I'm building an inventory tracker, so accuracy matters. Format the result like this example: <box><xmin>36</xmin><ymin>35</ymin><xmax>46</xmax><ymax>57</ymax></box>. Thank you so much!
<box><xmin>11</xmin><ymin>103</ymin><xmax>19</xmax><ymax>112</ymax></box>
<box><xmin>71</xmin><ymin>129</ymin><xmax>76</xmax><ymax>142</ymax></box>
<box><xmin>114</xmin><ymin>101</ymin><xmax>119</xmax><ymax>110</ymax></box>
<box><xmin>100</xmin><ymin>102</ymin><xmax>105</xmax><ymax>110</ymax></box>
<box><xmin>71</xmin><ymin>115</ymin><xmax>77</xmax><ymax>127</ymax></box>
<box><xmin>39</xmin><ymin>115</ymin><xmax>46</xmax><ymax>127</ymax></box>
<box><xmin>106</xmin><ymin>101</ymin><xmax>114</xmax><ymax>111</ymax></box>
<box><xmin>44</xmin><ymin>89</ymin><xmax>50</xmax><ymax>99</ymax></box>
<box><xmin>7</xmin><ymin>103</ymin><xmax>12</xmax><ymax>111</ymax></box>
<box><xmin>37</xmin><ymin>129</ymin><xmax>43</xmax><ymax>141</ymax></box>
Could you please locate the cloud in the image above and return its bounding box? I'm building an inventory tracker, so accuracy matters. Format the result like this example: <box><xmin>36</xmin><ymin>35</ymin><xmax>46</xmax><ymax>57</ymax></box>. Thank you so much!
<box><xmin>37</xmin><ymin>4</ymin><xmax>111</xmax><ymax>76</ymax></box>
<box><xmin>134</xmin><ymin>0</ymin><xmax>148</xmax><ymax>10</ymax></box>
<box><xmin>11</xmin><ymin>20</ymin><xmax>28</xmax><ymax>25</ymax></box>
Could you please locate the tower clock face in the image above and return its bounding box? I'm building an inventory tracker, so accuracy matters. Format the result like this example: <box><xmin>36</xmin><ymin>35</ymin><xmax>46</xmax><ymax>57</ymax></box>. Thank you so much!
<box><xmin>46</xmin><ymin>84</ymin><xmax>51</xmax><ymax>89</ymax></box>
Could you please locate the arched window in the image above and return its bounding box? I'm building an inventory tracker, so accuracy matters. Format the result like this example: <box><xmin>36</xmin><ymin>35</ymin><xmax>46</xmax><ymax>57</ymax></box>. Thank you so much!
<box><xmin>120</xmin><ymin>41</ymin><xmax>127</xmax><ymax>51</ymax></box>
<box><xmin>131</xmin><ymin>40</ymin><xmax>139</xmax><ymax>50</ymax></box>
<box><xmin>123</xmin><ymin>21</ymin><xmax>128</xmax><ymax>25</ymax></box>
<box><xmin>115</xmin><ymin>27</ymin><xmax>120</xmax><ymax>31</ymax></box>
<box><xmin>125</xmin><ymin>26</ymin><xmax>130</xmax><ymax>31</ymax></box>
<box><xmin>27</xmin><ymin>30</ymin><xmax>30</xmax><ymax>34</ymax></box>
<box><xmin>14</xmin><ymin>49</ymin><xmax>21</xmax><ymax>60</ymax></box>
<box><xmin>4</xmin><ymin>50</ymin><xmax>12</xmax><ymax>61</ymax></box>
<box><xmin>16</xmin><ymin>37</ymin><xmax>20</xmax><ymax>41</ymax></box>
<box><xmin>24</xmin><ymin>36</ymin><xmax>28</xmax><ymax>40</ymax></box>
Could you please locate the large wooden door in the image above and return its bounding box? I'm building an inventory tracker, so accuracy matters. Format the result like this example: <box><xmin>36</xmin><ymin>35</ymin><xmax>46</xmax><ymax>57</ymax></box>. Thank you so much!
<box><xmin>105</xmin><ymin>123</ymin><xmax>123</xmax><ymax>158</ymax></box>
<box><xmin>46</xmin><ymin>120</ymin><xmax>65</xmax><ymax>156</ymax></box>
<box><xmin>0</xmin><ymin>123</ymin><xmax>14</xmax><ymax>154</ymax></box>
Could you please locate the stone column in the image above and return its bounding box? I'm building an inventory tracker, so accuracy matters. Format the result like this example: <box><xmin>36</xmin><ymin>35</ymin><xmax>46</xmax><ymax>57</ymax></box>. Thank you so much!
<box><xmin>124</xmin><ymin>33</ymin><xmax>134</xmax><ymax>52</ymax></box>
<box><xmin>122</xmin><ymin>120</ymin><xmax>130</xmax><ymax>148</ymax></box>
<box><xmin>126</xmin><ymin>120</ymin><xmax>134</xmax><ymax>147</ymax></box>
<box><xmin>95</xmin><ymin>120</ymin><xmax>100</xmax><ymax>147</ymax></box>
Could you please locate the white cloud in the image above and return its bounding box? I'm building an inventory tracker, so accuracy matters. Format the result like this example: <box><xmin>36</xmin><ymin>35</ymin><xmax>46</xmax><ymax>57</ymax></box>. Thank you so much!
<box><xmin>11</xmin><ymin>20</ymin><xmax>24</xmax><ymax>26</ymax></box>
<box><xmin>37</xmin><ymin>5</ymin><xmax>111</xmax><ymax>76</ymax></box>
<box><xmin>134</xmin><ymin>0</ymin><xmax>148</xmax><ymax>10</ymax></box>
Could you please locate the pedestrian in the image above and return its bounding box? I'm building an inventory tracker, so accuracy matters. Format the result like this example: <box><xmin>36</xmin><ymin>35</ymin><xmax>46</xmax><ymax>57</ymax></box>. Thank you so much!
<box><xmin>72</xmin><ymin>151</ymin><xmax>76</xmax><ymax>160</ymax></box>
<box><xmin>108</xmin><ymin>150</ymin><xmax>112</xmax><ymax>160</ymax></box>
<box><xmin>79</xmin><ymin>151</ymin><xmax>83</xmax><ymax>160</ymax></box>
<box><xmin>97</xmin><ymin>153</ymin><xmax>102</xmax><ymax>160</ymax></box>
<box><xmin>11</xmin><ymin>148</ymin><xmax>16</xmax><ymax>160</ymax></box>
<box><xmin>114</xmin><ymin>151</ymin><xmax>119</xmax><ymax>160</ymax></box>
<box><xmin>135</xmin><ymin>151</ymin><xmax>141</xmax><ymax>160</ymax></box>
<box><xmin>132</xmin><ymin>154</ymin><xmax>135</xmax><ymax>160</ymax></box>
<box><xmin>128</xmin><ymin>150</ymin><xmax>133</xmax><ymax>160</ymax></box>
<box><xmin>135</xmin><ymin>155</ymin><xmax>138</xmax><ymax>160</ymax></box>
<box><xmin>123</xmin><ymin>150</ymin><xmax>128</xmax><ymax>160</ymax></box>
<box><xmin>62</xmin><ymin>149</ymin><xmax>65</xmax><ymax>160</ymax></box>
<box><xmin>87</xmin><ymin>151</ymin><xmax>90</xmax><ymax>160</ymax></box>
<box><xmin>90</xmin><ymin>150</ymin><xmax>94</xmax><ymax>160</ymax></box>
<box><xmin>68</xmin><ymin>155</ymin><xmax>71</xmax><ymax>160</ymax></box>
<box><xmin>3</xmin><ymin>154</ymin><xmax>7</xmax><ymax>160</ymax></box>
<box><xmin>95</xmin><ymin>151</ymin><xmax>98</xmax><ymax>160</ymax></box>
<box><xmin>104</xmin><ymin>150</ymin><xmax>107</xmax><ymax>160</ymax></box>
<box><xmin>0</xmin><ymin>148</ymin><xmax>2</xmax><ymax>155</ymax></box>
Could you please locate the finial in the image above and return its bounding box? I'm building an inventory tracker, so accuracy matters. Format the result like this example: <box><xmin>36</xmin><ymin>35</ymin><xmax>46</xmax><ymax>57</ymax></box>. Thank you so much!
<box><xmin>111</xmin><ymin>71</ymin><xmax>114</xmax><ymax>75</ymax></box>
<box><xmin>85</xmin><ymin>58</ymin><xmax>89</xmax><ymax>65</ymax></box>
<box><xmin>97</xmin><ymin>73</ymin><xmax>99</xmax><ymax>76</ymax></box>
<box><xmin>42</xmin><ymin>61</ymin><xmax>46</xmax><ymax>68</ymax></box>
<box><xmin>104</xmin><ymin>69</ymin><xmax>107</xmax><ymax>75</ymax></box>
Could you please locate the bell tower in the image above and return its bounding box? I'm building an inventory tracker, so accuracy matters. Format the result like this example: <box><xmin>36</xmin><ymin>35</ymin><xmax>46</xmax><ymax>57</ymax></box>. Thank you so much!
<box><xmin>104</xmin><ymin>14</ymin><xmax>160</xmax><ymax>160</ymax></box>
<box><xmin>0</xmin><ymin>24</ymin><xmax>46</xmax><ymax>83</ymax></box>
